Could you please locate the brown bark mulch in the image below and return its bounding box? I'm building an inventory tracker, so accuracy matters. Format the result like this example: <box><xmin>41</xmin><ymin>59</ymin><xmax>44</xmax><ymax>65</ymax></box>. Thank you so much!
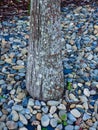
<box><xmin>61</xmin><ymin>0</ymin><xmax>98</xmax><ymax>7</ymax></box>
<box><xmin>0</xmin><ymin>0</ymin><xmax>30</xmax><ymax>21</ymax></box>
<box><xmin>0</xmin><ymin>0</ymin><xmax>98</xmax><ymax>21</ymax></box>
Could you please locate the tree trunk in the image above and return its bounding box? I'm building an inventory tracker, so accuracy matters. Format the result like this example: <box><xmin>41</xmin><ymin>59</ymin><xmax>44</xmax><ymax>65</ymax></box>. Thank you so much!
<box><xmin>26</xmin><ymin>0</ymin><xmax>64</xmax><ymax>101</ymax></box>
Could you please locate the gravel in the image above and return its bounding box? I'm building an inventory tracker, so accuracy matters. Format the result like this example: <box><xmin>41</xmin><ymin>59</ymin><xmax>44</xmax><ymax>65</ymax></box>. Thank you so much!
<box><xmin>0</xmin><ymin>3</ymin><xmax>98</xmax><ymax>130</ymax></box>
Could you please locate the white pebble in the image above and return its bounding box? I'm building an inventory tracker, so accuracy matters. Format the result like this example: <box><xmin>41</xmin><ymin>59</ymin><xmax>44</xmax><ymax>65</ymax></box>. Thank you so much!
<box><xmin>70</xmin><ymin>109</ymin><xmax>81</xmax><ymax>118</ymax></box>
<box><xmin>83</xmin><ymin>88</ymin><xmax>90</xmax><ymax>97</ymax></box>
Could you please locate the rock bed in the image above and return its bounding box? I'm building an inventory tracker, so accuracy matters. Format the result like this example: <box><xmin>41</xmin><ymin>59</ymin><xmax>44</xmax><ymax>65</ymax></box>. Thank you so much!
<box><xmin>0</xmin><ymin>4</ymin><xmax>98</xmax><ymax>130</ymax></box>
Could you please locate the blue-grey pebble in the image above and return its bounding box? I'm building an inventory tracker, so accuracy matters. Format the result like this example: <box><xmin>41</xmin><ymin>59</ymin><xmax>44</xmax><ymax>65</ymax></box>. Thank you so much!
<box><xmin>0</xmin><ymin>111</ymin><xmax>3</xmax><ymax>117</ymax></box>
<box><xmin>17</xmin><ymin>121</ymin><xmax>24</xmax><ymax>128</ymax></box>
<box><xmin>67</xmin><ymin>120</ymin><xmax>74</xmax><ymax>125</ymax></box>
<box><xmin>65</xmin><ymin>125</ymin><xmax>74</xmax><ymax>130</ymax></box>
<box><xmin>22</xmin><ymin>98</ymin><xmax>28</xmax><ymax>107</ymax></box>
<box><xmin>25</xmin><ymin>108</ymin><xmax>31</xmax><ymax>114</ymax></box>
<box><xmin>89</xmin><ymin>128</ymin><xmax>96</xmax><ymax>130</ymax></box>
<box><xmin>8</xmin><ymin>100</ymin><xmax>14</xmax><ymax>108</ymax></box>
<box><xmin>42</xmin><ymin>106</ymin><xmax>49</xmax><ymax>113</ymax></box>
<box><xmin>35</xmin><ymin>100</ymin><xmax>41</xmax><ymax>106</ymax></box>
<box><xmin>67</xmin><ymin>113</ymin><xmax>76</xmax><ymax>122</ymax></box>
<box><xmin>74</xmin><ymin>125</ymin><xmax>80</xmax><ymax>130</ymax></box>
<box><xmin>12</xmin><ymin>105</ymin><xmax>23</xmax><ymax>112</ymax></box>
<box><xmin>83</xmin><ymin>113</ymin><xmax>91</xmax><ymax>121</ymax></box>
<box><xmin>3</xmin><ymin>127</ymin><xmax>8</xmax><ymax>130</ymax></box>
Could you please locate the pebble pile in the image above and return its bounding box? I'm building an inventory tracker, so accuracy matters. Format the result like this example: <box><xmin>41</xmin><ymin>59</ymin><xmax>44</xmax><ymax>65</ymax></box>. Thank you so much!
<box><xmin>0</xmin><ymin>4</ymin><xmax>98</xmax><ymax>130</ymax></box>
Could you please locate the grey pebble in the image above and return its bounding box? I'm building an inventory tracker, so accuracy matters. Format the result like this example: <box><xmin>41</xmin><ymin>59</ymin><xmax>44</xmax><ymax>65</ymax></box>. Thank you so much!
<box><xmin>12</xmin><ymin>105</ymin><xmax>23</xmax><ymax>112</ymax></box>
<box><xmin>41</xmin><ymin>114</ymin><xmax>49</xmax><ymax>127</ymax></box>
<box><xmin>65</xmin><ymin>125</ymin><xmax>74</xmax><ymax>130</ymax></box>
<box><xmin>0</xmin><ymin>111</ymin><xmax>3</xmax><ymax>117</ymax></box>
<box><xmin>0</xmin><ymin>80</ymin><xmax>5</xmax><ymax>85</ymax></box>
<box><xmin>0</xmin><ymin>122</ymin><xmax>5</xmax><ymax>130</ymax></box>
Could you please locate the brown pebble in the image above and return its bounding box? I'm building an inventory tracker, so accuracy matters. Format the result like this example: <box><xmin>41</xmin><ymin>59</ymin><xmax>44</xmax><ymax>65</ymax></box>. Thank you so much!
<box><xmin>70</xmin><ymin>104</ymin><xmax>76</xmax><ymax>109</ymax></box>
<box><xmin>62</xmin><ymin>100</ymin><xmax>67</xmax><ymax>105</ymax></box>
<box><xmin>36</xmin><ymin>113</ymin><xmax>42</xmax><ymax>120</ymax></box>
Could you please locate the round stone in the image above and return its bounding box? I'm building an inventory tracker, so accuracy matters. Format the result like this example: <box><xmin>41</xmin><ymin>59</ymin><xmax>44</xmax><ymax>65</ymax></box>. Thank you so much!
<box><xmin>12</xmin><ymin>105</ymin><xmax>23</xmax><ymax>112</ymax></box>
<box><xmin>67</xmin><ymin>113</ymin><xmax>76</xmax><ymax>122</ymax></box>
<box><xmin>19</xmin><ymin>127</ymin><xmax>28</xmax><ymax>130</ymax></box>
<box><xmin>74</xmin><ymin>125</ymin><xmax>80</xmax><ymax>130</ymax></box>
<box><xmin>6</xmin><ymin>121</ymin><xmax>18</xmax><ymax>130</ymax></box>
<box><xmin>59</xmin><ymin>110</ymin><xmax>67</xmax><ymax>121</ymax></box>
<box><xmin>35</xmin><ymin>100</ymin><xmax>41</xmax><ymax>106</ymax></box>
<box><xmin>83</xmin><ymin>88</ymin><xmax>90</xmax><ymax>97</ymax></box>
<box><xmin>8</xmin><ymin>100</ymin><xmax>14</xmax><ymax>107</ymax></box>
<box><xmin>83</xmin><ymin>113</ymin><xmax>91</xmax><ymax>121</ymax></box>
<box><xmin>24</xmin><ymin>108</ymin><xmax>31</xmax><ymax>114</ymax></box>
<box><xmin>0</xmin><ymin>111</ymin><xmax>3</xmax><ymax>117</ymax></box>
<box><xmin>50</xmin><ymin>106</ymin><xmax>57</xmax><ymax>114</ymax></box>
<box><xmin>17</xmin><ymin>121</ymin><xmax>24</xmax><ymax>128</ymax></box>
<box><xmin>17</xmin><ymin>60</ymin><xmax>24</xmax><ymax>65</ymax></box>
<box><xmin>70</xmin><ymin>109</ymin><xmax>81</xmax><ymax>118</ymax></box>
<box><xmin>17</xmin><ymin>92</ymin><xmax>26</xmax><ymax>100</ymax></box>
<box><xmin>50</xmin><ymin>118</ymin><xmax>57</xmax><ymax>128</ymax></box>
<box><xmin>42</xmin><ymin>106</ymin><xmax>49</xmax><ymax>113</ymax></box>
<box><xmin>22</xmin><ymin>98</ymin><xmax>28</xmax><ymax>107</ymax></box>
<box><xmin>3</xmin><ymin>127</ymin><xmax>8</xmax><ymax>130</ymax></box>
<box><xmin>47</xmin><ymin>100</ymin><xmax>60</xmax><ymax>106</ymax></box>
<box><xmin>70</xmin><ymin>104</ymin><xmax>76</xmax><ymax>109</ymax></box>
<box><xmin>37</xmin><ymin>125</ymin><xmax>41</xmax><ymax>130</ymax></box>
<box><xmin>41</xmin><ymin>101</ymin><xmax>46</xmax><ymax>106</ymax></box>
<box><xmin>87</xmin><ymin>54</ymin><xmax>93</xmax><ymax>60</ymax></box>
<box><xmin>36</xmin><ymin>113</ymin><xmax>42</xmax><ymax>120</ymax></box>
<box><xmin>0</xmin><ymin>80</ymin><xmax>5</xmax><ymax>85</ymax></box>
<box><xmin>19</xmin><ymin>113</ymin><xmax>28</xmax><ymax>125</ymax></box>
<box><xmin>69</xmin><ymin>94</ymin><xmax>79</xmax><ymax>101</ymax></box>
<box><xmin>10</xmin><ymin>89</ymin><xmax>15</xmax><ymax>95</ymax></box>
<box><xmin>32</xmin><ymin>110</ymin><xmax>37</xmax><ymax>114</ymax></box>
<box><xmin>83</xmin><ymin>102</ymin><xmax>88</xmax><ymax>110</ymax></box>
<box><xmin>0</xmin><ymin>115</ymin><xmax>7</xmax><ymax>122</ymax></box>
<box><xmin>56</xmin><ymin>124</ymin><xmax>63</xmax><ymax>130</ymax></box>
<box><xmin>0</xmin><ymin>122</ymin><xmax>5</xmax><ymax>130</ymax></box>
<box><xmin>41</xmin><ymin>115</ymin><xmax>49</xmax><ymax>127</ymax></box>
<box><xmin>93</xmin><ymin>121</ymin><xmax>98</xmax><ymax>128</ymax></box>
<box><xmin>65</xmin><ymin>125</ymin><xmax>74</xmax><ymax>130</ymax></box>
<box><xmin>57</xmin><ymin>104</ymin><xmax>66</xmax><ymax>110</ymax></box>
<box><xmin>90</xmin><ymin>90</ymin><xmax>96</xmax><ymax>95</ymax></box>
<box><xmin>25</xmin><ymin>114</ymin><xmax>31</xmax><ymax>120</ymax></box>
<box><xmin>31</xmin><ymin>120</ymin><xmax>40</xmax><ymax>126</ymax></box>
<box><xmin>79</xmin><ymin>96</ymin><xmax>88</xmax><ymax>102</ymax></box>
<box><xmin>28</xmin><ymin>98</ymin><xmax>34</xmax><ymax>106</ymax></box>
<box><xmin>86</xmin><ymin>119</ymin><xmax>93</xmax><ymax>126</ymax></box>
<box><xmin>89</xmin><ymin>128</ymin><xmax>96</xmax><ymax>130</ymax></box>
<box><xmin>11</xmin><ymin>110</ymin><xmax>19</xmax><ymax>121</ymax></box>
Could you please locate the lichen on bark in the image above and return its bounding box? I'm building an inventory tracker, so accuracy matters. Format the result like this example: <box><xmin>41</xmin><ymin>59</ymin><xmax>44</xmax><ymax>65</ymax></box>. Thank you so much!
<box><xmin>26</xmin><ymin>0</ymin><xmax>64</xmax><ymax>100</ymax></box>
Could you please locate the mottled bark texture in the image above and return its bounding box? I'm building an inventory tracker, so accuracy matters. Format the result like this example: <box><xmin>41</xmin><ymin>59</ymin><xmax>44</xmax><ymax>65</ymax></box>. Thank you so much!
<box><xmin>26</xmin><ymin>0</ymin><xmax>64</xmax><ymax>100</ymax></box>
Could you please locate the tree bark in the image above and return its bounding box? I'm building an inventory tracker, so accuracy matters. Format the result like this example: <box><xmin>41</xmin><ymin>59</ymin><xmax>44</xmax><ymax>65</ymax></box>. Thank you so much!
<box><xmin>26</xmin><ymin>0</ymin><xmax>64</xmax><ymax>101</ymax></box>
